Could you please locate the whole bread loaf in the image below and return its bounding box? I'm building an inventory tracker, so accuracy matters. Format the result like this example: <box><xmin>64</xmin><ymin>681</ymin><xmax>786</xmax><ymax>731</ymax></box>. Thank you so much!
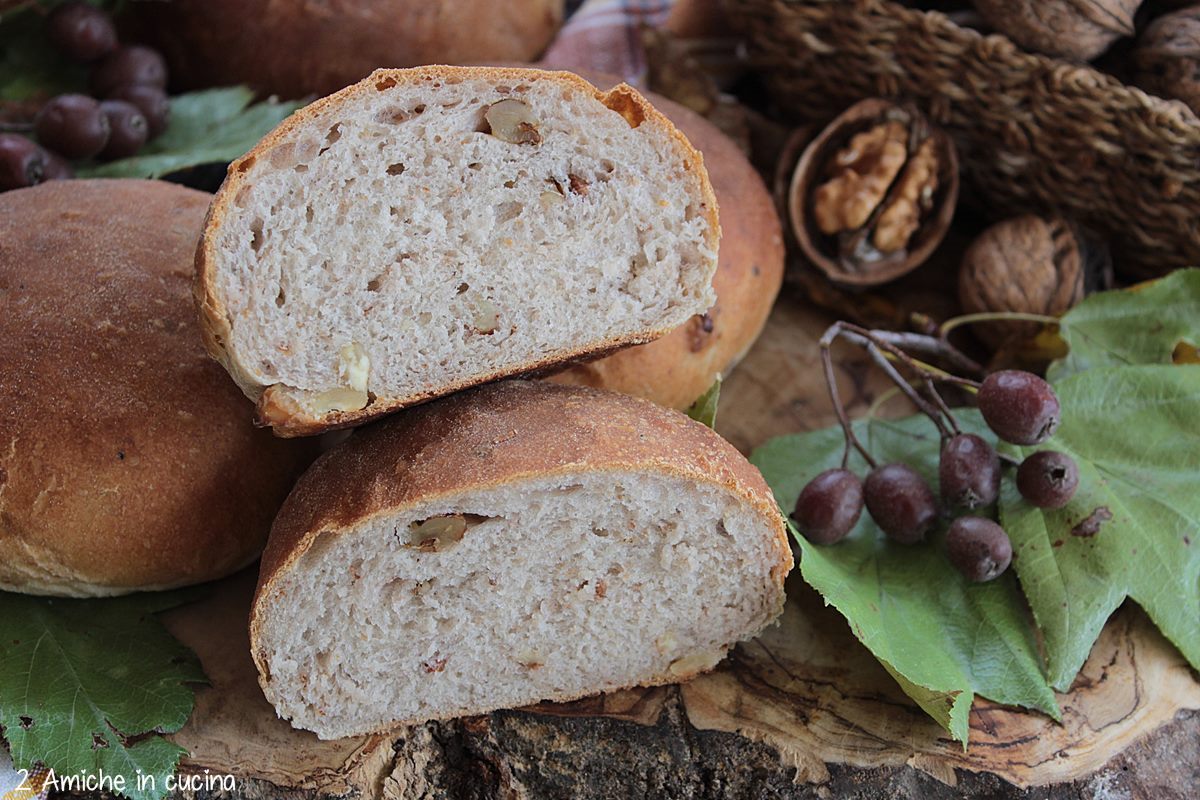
<box><xmin>0</xmin><ymin>180</ymin><xmax>311</xmax><ymax>597</ymax></box>
<box><xmin>250</xmin><ymin>381</ymin><xmax>791</xmax><ymax>739</ymax></box>
<box><xmin>196</xmin><ymin>66</ymin><xmax>720</xmax><ymax>436</ymax></box>
<box><xmin>124</xmin><ymin>0</ymin><xmax>565</xmax><ymax>99</ymax></box>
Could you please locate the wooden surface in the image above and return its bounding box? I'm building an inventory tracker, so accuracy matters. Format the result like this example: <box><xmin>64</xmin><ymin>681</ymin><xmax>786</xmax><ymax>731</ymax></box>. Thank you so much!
<box><xmin>161</xmin><ymin>288</ymin><xmax>1200</xmax><ymax>798</ymax></box>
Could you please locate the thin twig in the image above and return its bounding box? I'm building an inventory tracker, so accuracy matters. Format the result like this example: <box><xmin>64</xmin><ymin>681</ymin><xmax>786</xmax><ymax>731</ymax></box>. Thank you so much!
<box><xmin>856</xmin><ymin>336</ymin><xmax>952</xmax><ymax>439</ymax></box>
<box><xmin>864</xmin><ymin>386</ymin><xmax>904</xmax><ymax>420</ymax></box>
<box><xmin>922</xmin><ymin>377</ymin><xmax>961</xmax><ymax>435</ymax></box>
<box><xmin>939</xmin><ymin>311</ymin><xmax>1061</xmax><ymax>339</ymax></box>
<box><xmin>839</xmin><ymin>323</ymin><xmax>967</xmax><ymax>437</ymax></box>
<box><xmin>819</xmin><ymin>325</ymin><xmax>877</xmax><ymax>470</ymax></box>
<box><xmin>871</xmin><ymin>329</ymin><xmax>983</xmax><ymax>376</ymax></box>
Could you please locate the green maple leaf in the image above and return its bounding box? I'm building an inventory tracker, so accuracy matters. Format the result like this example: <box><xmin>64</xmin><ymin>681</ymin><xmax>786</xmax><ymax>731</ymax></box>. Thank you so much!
<box><xmin>1048</xmin><ymin>268</ymin><xmax>1200</xmax><ymax>381</ymax></box>
<box><xmin>1000</xmin><ymin>365</ymin><xmax>1200</xmax><ymax>690</ymax></box>
<box><xmin>0</xmin><ymin>590</ymin><xmax>206</xmax><ymax>800</ymax></box>
<box><xmin>77</xmin><ymin>87</ymin><xmax>302</xmax><ymax>180</ymax></box>
<box><xmin>751</xmin><ymin>413</ymin><xmax>1060</xmax><ymax>744</ymax></box>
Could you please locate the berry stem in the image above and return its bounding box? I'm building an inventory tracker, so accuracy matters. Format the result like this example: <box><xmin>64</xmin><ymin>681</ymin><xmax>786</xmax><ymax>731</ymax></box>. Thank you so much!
<box><xmin>819</xmin><ymin>326</ymin><xmax>878</xmax><ymax>470</ymax></box>
<box><xmin>865</xmin><ymin>386</ymin><xmax>903</xmax><ymax>420</ymax></box>
<box><xmin>857</xmin><ymin>335</ymin><xmax>953</xmax><ymax>439</ymax></box>
<box><xmin>924</xmin><ymin>378</ymin><xmax>961</xmax><ymax>435</ymax></box>
<box><xmin>871</xmin><ymin>329</ymin><xmax>983</xmax><ymax>376</ymax></box>
<box><xmin>834</xmin><ymin>323</ymin><xmax>961</xmax><ymax>439</ymax></box>
<box><xmin>930</xmin><ymin>373</ymin><xmax>982</xmax><ymax>391</ymax></box>
<box><xmin>939</xmin><ymin>311</ymin><xmax>1062</xmax><ymax>338</ymax></box>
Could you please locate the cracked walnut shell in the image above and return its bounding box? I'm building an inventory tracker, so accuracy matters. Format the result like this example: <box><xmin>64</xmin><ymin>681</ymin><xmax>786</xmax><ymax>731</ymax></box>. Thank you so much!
<box><xmin>789</xmin><ymin>99</ymin><xmax>958</xmax><ymax>287</ymax></box>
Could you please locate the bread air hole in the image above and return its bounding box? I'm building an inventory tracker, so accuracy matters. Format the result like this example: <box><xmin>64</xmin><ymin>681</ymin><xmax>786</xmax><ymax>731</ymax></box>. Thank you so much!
<box><xmin>297</xmin><ymin>530</ymin><xmax>338</xmax><ymax>571</ymax></box>
<box><xmin>386</xmin><ymin>163</ymin><xmax>406</xmax><ymax>176</ymax></box>
<box><xmin>377</xmin><ymin>104</ymin><xmax>425</xmax><ymax>124</ymax></box>
<box><xmin>318</xmin><ymin>123</ymin><xmax>343</xmax><ymax>156</ymax></box>
<box><xmin>250</xmin><ymin>218</ymin><xmax>265</xmax><ymax>254</ymax></box>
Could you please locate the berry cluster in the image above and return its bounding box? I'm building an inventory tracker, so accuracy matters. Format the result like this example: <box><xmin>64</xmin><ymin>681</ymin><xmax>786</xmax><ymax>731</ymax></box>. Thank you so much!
<box><xmin>0</xmin><ymin>3</ymin><xmax>171</xmax><ymax>191</ymax></box>
<box><xmin>792</xmin><ymin>322</ymin><xmax>1080</xmax><ymax>583</ymax></box>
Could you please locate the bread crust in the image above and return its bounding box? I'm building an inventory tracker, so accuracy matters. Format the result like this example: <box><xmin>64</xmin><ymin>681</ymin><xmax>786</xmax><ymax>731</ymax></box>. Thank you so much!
<box><xmin>548</xmin><ymin>77</ymin><xmax>784</xmax><ymax>409</ymax></box>
<box><xmin>0</xmin><ymin>180</ymin><xmax>313</xmax><ymax>597</ymax></box>
<box><xmin>195</xmin><ymin>65</ymin><xmax>721</xmax><ymax>437</ymax></box>
<box><xmin>125</xmin><ymin>0</ymin><xmax>565</xmax><ymax>100</ymax></box>
<box><xmin>249</xmin><ymin>380</ymin><xmax>791</xmax><ymax>733</ymax></box>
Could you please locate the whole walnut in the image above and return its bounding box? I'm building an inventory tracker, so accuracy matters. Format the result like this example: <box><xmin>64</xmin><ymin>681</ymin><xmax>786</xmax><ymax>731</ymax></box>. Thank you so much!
<box><xmin>972</xmin><ymin>0</ymin><xmax>1139</xmax><ymax>61</ymax></box>
<box><xmin>959</xmin><ymin>216</ymin><xmax>1085</xmax><ymax>346</ymax></box>
<box><xmin>1133</xmin><ymin>7</ymin><xmax>1200</xmax><ymax>116</ymax></box>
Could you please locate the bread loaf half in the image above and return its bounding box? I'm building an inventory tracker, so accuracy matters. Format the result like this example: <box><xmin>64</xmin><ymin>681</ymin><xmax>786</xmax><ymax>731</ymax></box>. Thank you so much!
<box><xmin>250</xmin><ymin>381</ymin><xmax>790</xmax><ymax>739</ymax></box>
<box><xmin>196</xmin><ymin>66</ymin><xmax>720</xmax><ymax>436</ymax></box>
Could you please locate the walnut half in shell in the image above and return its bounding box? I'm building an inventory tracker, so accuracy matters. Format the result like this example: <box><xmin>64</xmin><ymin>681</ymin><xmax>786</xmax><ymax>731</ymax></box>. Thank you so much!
<box><xmin>788</xmin><ymin>99</ymin><xmax>959</xmax><ymax>288</ymax></box>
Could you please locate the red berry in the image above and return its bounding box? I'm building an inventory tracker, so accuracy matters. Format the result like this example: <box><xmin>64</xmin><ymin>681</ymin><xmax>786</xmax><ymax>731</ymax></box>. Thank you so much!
<box><xmin>42</xmin><ymin>151</ymin><xmax>74</xmax><ymax>181</ymax></box>
<box><xmin>939</xmin><ymin>433</ymin><xmax>1001</xmax><ymax>510</ymax></box>
<box><xmin>90</xmin><ymin>46</ymin><xmax>169</xmax><ymax>97</ymax></box>
<box><xmin>946</xmin><ymin>517</ymin><xmax>1012</xmax><ymax>582</ymax></box>
<box><xmin>1016</xmin><ymin>450</ymin><xmax>1080</xmax><ymax>509</ymax></box>
<box><xmin>47</xmin><ymin>2</ymin><xmax>117</xmax><ymax>62</ymax></box>
<box><xmin>792</xmin><ymin>468</ymin><xmax>864</xmax><ymax>545</ymax></box>
<box><xmin>0</xmin><ymin>135</ymin><xmax>48</xmax><ymax>191</ymax></box>
<box><xmin>98</xmin><ymin>100</ymin><xmax>148</xmax><ymax>160</ymax></box>
<box><xmin>107</xmin><ymin>84</ymin><xmax>170</xmax><ymax>139</ymax></box>
<box><xmin>977</xmin><ymin>370</ymin><xmax>1061</xmax><ymax>446</ymax></box>
<box><xmin>35</xmin><ymin>94</ymin><xmax>110</xmax><ymax>160</ymax></box>
<box><xmin>864</xmin><ymin>463</ymin><xmax>939</xmax><ymax>544</ymax></box>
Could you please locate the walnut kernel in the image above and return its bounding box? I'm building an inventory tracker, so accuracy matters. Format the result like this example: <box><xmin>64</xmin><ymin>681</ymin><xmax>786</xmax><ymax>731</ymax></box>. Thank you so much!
<box><xmin>484</xmin><ymin>99</ymin><xmax>542</xmax><ymax>145</ymax></box>
<box><xmin>812</xmin><ymin>121</ymin><xmax>908</xmax><ymax>236</ymax></box>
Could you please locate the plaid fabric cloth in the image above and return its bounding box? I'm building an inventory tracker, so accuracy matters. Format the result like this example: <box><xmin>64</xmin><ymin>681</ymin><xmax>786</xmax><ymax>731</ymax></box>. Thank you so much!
<box><xmin>0</xmin><ymin>748</ymin><xmax>49</xmax><ymax>800</ymax></box>
<box><xmin>543</xmin><ymin>0</ymin><xmax>678</xmax><ymax>85</ymax></box>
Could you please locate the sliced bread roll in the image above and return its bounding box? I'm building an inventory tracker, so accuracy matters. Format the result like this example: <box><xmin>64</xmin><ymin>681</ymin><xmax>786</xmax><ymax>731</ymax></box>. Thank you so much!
<box><xmin>196</xmin><ymin>66</ymin><xmax>720</xmax><ymax>437</ymax></box>
<box><xmin>250</xmin><ymin>381</ymin><xmax>790</xmax><ymax>739</ymax></box>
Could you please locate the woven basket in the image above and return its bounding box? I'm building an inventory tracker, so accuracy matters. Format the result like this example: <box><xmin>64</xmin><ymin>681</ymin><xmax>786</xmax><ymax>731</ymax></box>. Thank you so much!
<box><xmin>726</xmin><ymin>0</ymin><xmax>1200</xmax><ymax>277</ymax></box>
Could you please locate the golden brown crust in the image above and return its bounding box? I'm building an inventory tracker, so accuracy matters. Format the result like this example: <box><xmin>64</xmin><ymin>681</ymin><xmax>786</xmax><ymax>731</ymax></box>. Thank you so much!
<box><xmin>548</xmin><ymin>77</ymin><xmax>785</xmax><ymax>409</ymax></box>
<box><xmin>195</xmin><ymin>66</ymin><xmax>721</xmax><ymax>437</ymax></box>
<box><xmin>0</xmin><ymin>180</ymin><xmax>314</xmax><ymax>597</ymax></box>
<box><xmin>249</xmin><ymin>381</ymin><xmax>791</xmax><ymax>727</ymax></box>
<box><xmin>124</xmin><ymin>0</ymin><xmax>566</xmax><ymax>99</ymax></box>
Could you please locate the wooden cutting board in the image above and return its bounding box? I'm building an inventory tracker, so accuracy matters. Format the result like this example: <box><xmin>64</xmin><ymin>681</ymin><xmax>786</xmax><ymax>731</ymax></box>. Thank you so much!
<box><xmin>161</xmin><ymin>288</ymin><xmax>1200</xmax><ymax>798</ymax></box>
